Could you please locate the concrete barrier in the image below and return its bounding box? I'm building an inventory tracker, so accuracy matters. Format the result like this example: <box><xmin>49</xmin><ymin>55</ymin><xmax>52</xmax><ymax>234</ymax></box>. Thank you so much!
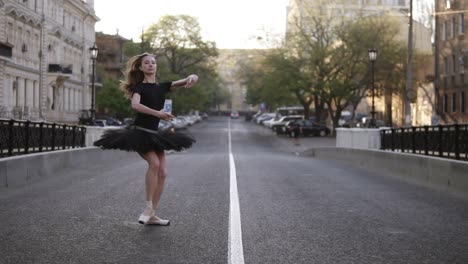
<box><xmin>336</xmin><ymin>128</ymin><xmax>386</xmax><ymax>149</ymax></box>
<box><xmin>303</xmin><ymin>147</ymin><xmax>468</xmax><ymax>198</ymax></box>
<box><xmin>0</xmin><ymin>147</ymin><xmax>139</xmax><ymax>189</ymax></box>
<box><xmin>85</xmin><ymin>126</ymin><xmax>121</xmax><ymax>147</ymax></box>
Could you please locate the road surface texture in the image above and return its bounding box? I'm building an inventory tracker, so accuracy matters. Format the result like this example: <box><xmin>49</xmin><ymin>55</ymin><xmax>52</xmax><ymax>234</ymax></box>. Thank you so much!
<box><xmin>1</xmin><ymin>117</ymin><xmax>467</xmax><ymax>264</ymax></box>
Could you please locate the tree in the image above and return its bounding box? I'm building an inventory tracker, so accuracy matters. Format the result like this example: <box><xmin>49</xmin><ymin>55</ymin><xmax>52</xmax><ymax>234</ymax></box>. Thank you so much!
<box><xmin>285</xmin><ymin>1</ymin><xmax>415</xmax><ymax>130</ymax></box>
<box><xmin>123</xmin><ymin>15</ymin><xmax>221</xmax><ymax>114</ymax></box>
<box><xmin>96</xmin><ymin>78</ymin><xmax>133</xmax><ymax>119</ymax></box>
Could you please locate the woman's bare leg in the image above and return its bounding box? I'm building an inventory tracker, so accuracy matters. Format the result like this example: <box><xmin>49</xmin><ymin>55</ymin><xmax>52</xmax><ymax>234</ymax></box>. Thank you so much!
<box><xmin>139</xmin><ymin>151</ymin><xmax>160</xmax><ymax>223</ymax></box>
<box><xmin>151</xmin><ymin>151</ymin><xmax>167</xmax><ymax>211</ymax></box>
<box><xmin>147</xmin><ymin>151</ymin><xmax>170</xmax><ymax>225</ymax></box>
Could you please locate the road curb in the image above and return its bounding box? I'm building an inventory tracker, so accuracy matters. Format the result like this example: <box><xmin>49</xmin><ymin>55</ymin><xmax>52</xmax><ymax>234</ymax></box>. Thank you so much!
<box><xmin>303</xmin><ymin>147</ymin><xmax>468</xmax><ymax>199</ymax></box>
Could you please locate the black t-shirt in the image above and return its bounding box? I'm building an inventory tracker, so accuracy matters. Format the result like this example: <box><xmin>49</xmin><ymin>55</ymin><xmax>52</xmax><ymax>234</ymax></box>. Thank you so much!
<box><xmin>132</xmin><ymin>82</ymin><xmax>172</xmax><ymax>130</ymax></box>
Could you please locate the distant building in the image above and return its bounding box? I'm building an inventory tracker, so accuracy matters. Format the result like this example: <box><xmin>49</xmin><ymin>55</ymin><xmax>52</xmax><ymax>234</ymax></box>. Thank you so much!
<box><xmin>0</xmin><ymin>0</ymin><xmax>99</xmax><ymax>123</ymax></box>
<box><xmin>95</xmin><ymin>31</ymin><xmax>129</xmax><ymax>80</ymax></box>
<box><xmin>435</xmin><ymin>0</ymin><xmax>467</xmax><ymax>124</ymax></box>
<box><xmin>216</xmin><ymin>49</ymin><xmax>262</xmax><ymax>113</ymax></box>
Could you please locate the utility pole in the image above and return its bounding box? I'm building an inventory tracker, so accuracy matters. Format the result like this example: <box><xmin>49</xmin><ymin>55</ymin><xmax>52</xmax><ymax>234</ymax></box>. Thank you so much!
<box><xmin>405</xmin><ymin>0</ymin><xmax>413</xmax><ymax>127</ymax></box>
<box><xmin>141</xmin><ymin>27</ymin><xmax>144</xmax><ymax>53</ymax></box>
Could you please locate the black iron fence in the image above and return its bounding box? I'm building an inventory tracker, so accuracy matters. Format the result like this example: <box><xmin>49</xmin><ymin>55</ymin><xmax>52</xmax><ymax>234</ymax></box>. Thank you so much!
<box><xmin>0</xmin><ymin>119</ymin><xmax>86</xmax><ymax>158</ymax></box>
<box><xmin>381</xmin><ymin>124</ymin><xmax>468</xmax><ymax>161</ymax></box>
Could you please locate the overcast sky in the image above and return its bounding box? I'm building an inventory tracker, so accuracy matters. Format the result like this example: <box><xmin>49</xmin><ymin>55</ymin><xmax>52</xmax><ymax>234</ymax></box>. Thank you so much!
<box><xmin>94</xmin><ymin>0</ymin><xmax>433</xmax><ymax>49</ymax></box>
<box><xmin>94</xmin><ymin>0</ymin><xmax>290</xmax><ymax>49</ymax></box>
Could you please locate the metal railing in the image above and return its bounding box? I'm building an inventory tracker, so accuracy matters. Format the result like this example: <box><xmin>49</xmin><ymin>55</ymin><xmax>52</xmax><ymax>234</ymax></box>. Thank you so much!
<box><xmin>381</xmin><ymin>124</ymin><xmax>468</xmax><ymax>161</ymax></box>
<box><xmin>0</xmin><ymin>119</ymin><xmax>86</xmax><ymax>158</ymax></box>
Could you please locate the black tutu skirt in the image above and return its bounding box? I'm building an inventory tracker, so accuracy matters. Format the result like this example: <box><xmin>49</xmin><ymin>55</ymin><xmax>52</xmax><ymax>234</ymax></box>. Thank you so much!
<box><xmin>93</xmin><ymin>125</ymin><xmax>195</xmax><ymax>153</ymax></box>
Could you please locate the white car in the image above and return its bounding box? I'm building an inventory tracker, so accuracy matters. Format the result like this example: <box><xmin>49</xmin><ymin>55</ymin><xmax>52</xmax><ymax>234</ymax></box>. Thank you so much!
<box><xmin>268</xmin><ymin>115</ymin><xmax>303</xmax><ymax>130</ymax></box>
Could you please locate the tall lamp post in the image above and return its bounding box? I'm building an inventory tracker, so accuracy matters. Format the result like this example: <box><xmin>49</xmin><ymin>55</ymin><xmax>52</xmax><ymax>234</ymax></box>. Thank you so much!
<box><xmin>89</xmin><ymin>43</ymin><xmax>98</xmax><ymax>124</ymax></box>
<box><xmin>405</xmin><ymin>0</ymin><xmax>413</xmax><ymax>127</ymax></box>
<box><xmin>368</xmin><ymin>48</ymin><xmax>377</xmax><ymax>128</ymax></box>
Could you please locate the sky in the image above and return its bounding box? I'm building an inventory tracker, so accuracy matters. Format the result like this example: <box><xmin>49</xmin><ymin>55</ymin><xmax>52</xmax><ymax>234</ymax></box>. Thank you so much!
<box><xmin>94</xmin><ymin>0</ymin><xmax>434</xmax><ymax>49</ymax></box>
<box><xmin>94</xmin><ymin>0</ymin><xmax>290</xmax><ymax>49</ymax></box>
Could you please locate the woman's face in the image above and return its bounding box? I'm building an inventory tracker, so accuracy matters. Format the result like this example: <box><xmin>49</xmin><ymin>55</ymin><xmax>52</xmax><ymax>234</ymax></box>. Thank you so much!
<box><xmin>139</xmin><ymin>55</ymin><xmax>157</xmax><ymax>75</ymax></box>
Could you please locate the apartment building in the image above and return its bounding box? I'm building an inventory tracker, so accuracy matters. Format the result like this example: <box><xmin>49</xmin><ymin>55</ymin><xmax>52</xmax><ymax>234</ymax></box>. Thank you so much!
<box><xmin>286</xmin><ymin>0</ymin><xmax>434</xmax><ymax>126</ymax></box>
<box><xmin>0</xmin><ymin>0</ymin><xmax>99</xmax><ymax>123</ymax></box>
<box><xmin>95</xmin><ymin>31</ymin><xmax>128</xmax><ymax>80</ymax></box>
<box><xmin>216</xmin><ymin>49</ymin><xmax>262</xmax><ymax>113</ymax></box>
<box><xmin>435</xmin><ymin>0</ymin><xmax>467</xmax><ymax>123</ymax></box>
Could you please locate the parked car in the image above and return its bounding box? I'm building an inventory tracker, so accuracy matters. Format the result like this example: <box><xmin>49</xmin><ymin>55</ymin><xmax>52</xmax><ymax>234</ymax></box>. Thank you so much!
<box><xmin>105</xmin><ymin>117</ymin><xmax>122</xmax><ymax>126</ymax></box>
<box><xmin>170</xmin><ymin>117</ymin><xmax>189</xmax><ymax>130</ymax></box>
<box><xmin>230</xmin><ymin>111</ymin><xmax>239</xmax><ymax>119</ymax></box>
<box><xmin>94</xmin><ymin>119</ymin><xmax>107</xmax><ymax>127</ymax></box>
<box><xmin>284</xmin><ymin>120</ymin><xmax>331</xmax><ymax>137</ymax></box>
<box><xmin>256</xmin><ymin>113</ymin><xmax>275</xmax><ymax>125</ymax></box>
<box><xmin>123</xmin><ymin>118</ymin><xmax>134</xmax><ymax>126</ymax></box>
<box><xmin>356</xmin><ymin>118</ymin><xmax>386</xmax><ymax>128</ymax></box>
<box><xmin>93</xmin><ymin>117</ymin><xmax>122</xmax><ymax>127</ymax></box>
<box><xmin>200</xmin><ymin>112</ymin><xmax>209</xmax><ymax>120</ymax></box>
<box><xmin>158</xmin><ymin>120</ymin><xmax>175</xmax><ymax>132</ymax></box>
<box><xmin>270</xmin><ymin>115</ymin><xmax>303</xmax><ymax>133</ymax></box>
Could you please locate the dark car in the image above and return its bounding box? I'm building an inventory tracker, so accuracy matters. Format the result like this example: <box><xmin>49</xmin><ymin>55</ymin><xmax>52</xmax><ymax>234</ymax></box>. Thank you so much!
<box><xmin>285</xmin><ymin>120</ymin><xmax>331</xmax><ymax>137</ymax></box>
<box><xmin>272</xmin><ymin>116</ymin><xmax>303</xmax><ymax>135</ymax></box>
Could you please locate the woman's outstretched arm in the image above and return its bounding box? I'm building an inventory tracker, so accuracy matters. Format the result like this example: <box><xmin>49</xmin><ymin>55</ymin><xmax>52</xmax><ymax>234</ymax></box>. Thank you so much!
<box><xmin>170</xmin><ymin>74</ymin><xmax>199</xmax><ymax>91</ymax></box>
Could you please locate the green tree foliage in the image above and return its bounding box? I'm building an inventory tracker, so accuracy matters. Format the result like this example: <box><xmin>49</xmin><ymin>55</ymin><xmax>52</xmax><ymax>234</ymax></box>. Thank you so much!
<box><xmin>96</xmin><ymin>78</ymin><xmax>132</xmax><ymax>119</ymax></box>
<box><xmin>252</xmin><ymin>0</ymin><xmax>420</xmax><ymax>130</ymax></box>
<box><xmin>239</xmin><ymin>49</ymin><xmax>309</xmax><ymax>113</ymax></box>
<box><xmin>122</xmin><ymin>15</ymin><xmax>220</xmax><ymax>114</ymax></box>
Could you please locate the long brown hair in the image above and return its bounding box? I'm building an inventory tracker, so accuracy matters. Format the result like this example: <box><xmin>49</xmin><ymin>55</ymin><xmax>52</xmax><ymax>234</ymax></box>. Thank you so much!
<box><xmin>119</xmin><ymin>53</ymin><xmax>156</xmax><ymax>99</ymax></box>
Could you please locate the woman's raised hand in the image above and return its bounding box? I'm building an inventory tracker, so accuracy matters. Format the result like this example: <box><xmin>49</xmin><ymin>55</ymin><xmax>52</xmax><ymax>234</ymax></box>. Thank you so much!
<box><xmin>185</xmin><ymin>74</ymin><xmax>199</xmax><ymax>88</ymax></box>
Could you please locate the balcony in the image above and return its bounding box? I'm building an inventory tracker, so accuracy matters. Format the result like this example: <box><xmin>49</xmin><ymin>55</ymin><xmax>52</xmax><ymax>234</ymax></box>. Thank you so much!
<box><xmin>48</xmin><ymin>64</ymin><xmax>73</xmax><ymax>74</ymax></box>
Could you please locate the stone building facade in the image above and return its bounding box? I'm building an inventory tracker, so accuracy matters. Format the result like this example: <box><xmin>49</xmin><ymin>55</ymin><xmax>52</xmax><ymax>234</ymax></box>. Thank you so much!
<box><xmin>95</xmin><ymin>31</ymin><xmax>128</xmax><ymax>80</ymax></box>
<box><xmin>435</xmin><ymin>0</ymin><xmax>467</xmax><ymax>124</ymax></box>
<box><xmin>216</xmin><ymin>49</ymin><xmax>264</xmax><ymax>113</ymax></box>
<box><xmin>0</xmin><ymin>0</ymin><xmax>98</xmax><ymax>123</ymax></box>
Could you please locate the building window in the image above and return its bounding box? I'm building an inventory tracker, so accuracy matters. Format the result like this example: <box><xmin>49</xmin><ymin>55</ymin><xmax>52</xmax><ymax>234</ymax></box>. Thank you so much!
<box><xmin>33</xmin><ymin>81</ymin><xmax>37</xmax><ymax>108</ymax></box>
<box><xmin>460</xmin><ymin>14</ymin><xmax>464</xmax><ymax>34</ymax></box>
<box><xmin>13</xmin><ymin>77</ymin><xmax>19</xmax><ymax>107</ymax></box>
<box><xmin>461</xmin><ymin>92</ymin><xmax>465</xmax><ymax>113</ymax></box>
<box><xmin>461</xmin><ymin>73</ymin><xmax>465</xmax><ymax>85</ymax></box>
<box><xmin>24</xmin><ymin>79</ymin><xmax>28</xmax><ymax>107</ymax></box>
<box><xmin>443</xmin><ymin>21</ymin><xmax>447</xmax><ymax>40</ymax></box>
<box><xmin>444</xmin><ymin>57</ymin><xmax>448</xmax><ymax>74</ymax></box>
<box><xmin>453</xmin><ymin>54</ymin><xmax>457</xmax><ymax>74</ymax></box>
<box><xmin>452</xmin><ymin>93</ymin><xmax>456</xmax><ymax>112</ymax></box>
<box><xmin>443</xmin><ymin>94</ymin><xmax>448</xmax><ymax>113</ymax></box>
<box><xmin>451</xmin><ymin>17</ymin><xmax>456</xmax><ymax>38</ymax></box>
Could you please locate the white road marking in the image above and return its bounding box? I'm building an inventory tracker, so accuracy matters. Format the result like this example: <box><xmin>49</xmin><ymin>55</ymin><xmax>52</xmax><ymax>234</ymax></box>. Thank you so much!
<box><xmin>228</xmin><ymin>119</ymin><xmax>245</xmax><ymax>264</ymax></box>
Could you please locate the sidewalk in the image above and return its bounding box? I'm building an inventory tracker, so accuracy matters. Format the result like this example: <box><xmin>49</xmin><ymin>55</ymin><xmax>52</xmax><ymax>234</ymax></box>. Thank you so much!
<box><xmin>250</xmin><ymin>123</ymin><xmax>336</xmax><ymax>155</ymax></box>
<box><xmin>276</xmin><ymin>134</ymin><xmax>336</xmax><ymax>155</ymax></box>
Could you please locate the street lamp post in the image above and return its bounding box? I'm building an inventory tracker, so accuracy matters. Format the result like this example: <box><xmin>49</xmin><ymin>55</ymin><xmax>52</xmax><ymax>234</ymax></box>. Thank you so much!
<box><xmin>89</xmin><ymin>43</ymin><xmax>98</xmax><ymax>124</ymax></box>
<box><xmin>368</xmin><ymin>48</ymin><xmax>378</xmax><ymax>128</ymax></box>
<box><xmin>405</xmin><ymin>0</ymin><xmax>413</xmax><ymax>127</ymax></box>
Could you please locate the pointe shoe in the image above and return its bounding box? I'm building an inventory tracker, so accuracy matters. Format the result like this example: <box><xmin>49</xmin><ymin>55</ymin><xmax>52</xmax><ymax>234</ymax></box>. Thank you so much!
<box><xmin>138</xmin><ymin>207</ymin><xmax>154</xmax><ymax>224</ymax></box>
<box><xmin>146</xmin><ymin>216</ymin><xmax>170</xmax><ymax>226</ymax></box>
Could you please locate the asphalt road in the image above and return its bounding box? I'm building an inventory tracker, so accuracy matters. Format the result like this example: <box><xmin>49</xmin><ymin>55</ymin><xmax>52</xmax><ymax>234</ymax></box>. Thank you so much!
<box><xmin>1</xmin><ymin>117</ymin><xmax>467</xmax><ymax>264</ymax></box>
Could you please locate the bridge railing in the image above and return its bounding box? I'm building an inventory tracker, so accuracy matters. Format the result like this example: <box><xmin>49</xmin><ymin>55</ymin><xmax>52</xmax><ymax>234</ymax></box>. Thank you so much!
<box><xmin>380</xmin><ymin>124</ymin><xmax>468</xmax><ymax>161</ymax></box>
<box><xmin>0</xmin><ymin>118</ymin><xmax>86</xmax><ymax>158</ymax></box>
